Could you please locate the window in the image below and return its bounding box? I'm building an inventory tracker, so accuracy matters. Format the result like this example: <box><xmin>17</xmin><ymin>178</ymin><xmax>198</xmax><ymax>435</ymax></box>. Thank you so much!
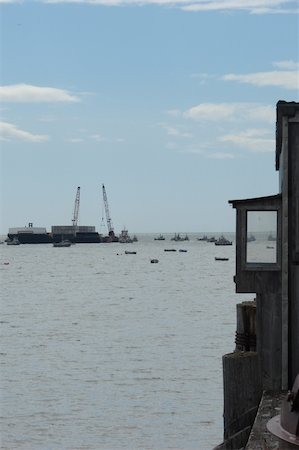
<box><xmin>246</xmin><ymin>211</ymin><xmax>278</xmax><ymax>264</ymax></box>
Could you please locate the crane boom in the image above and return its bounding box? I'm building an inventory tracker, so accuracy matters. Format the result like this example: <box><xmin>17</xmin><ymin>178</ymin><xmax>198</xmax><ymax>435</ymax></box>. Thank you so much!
<box><xmin>72</xmin><ymin>186</ymin><xmax>80</xmax><ymax>229</ymax></box>
<box><xmin>102</xmin><ymin>184</ymin><xmax>114</xmax><ymax>237</ymax></box>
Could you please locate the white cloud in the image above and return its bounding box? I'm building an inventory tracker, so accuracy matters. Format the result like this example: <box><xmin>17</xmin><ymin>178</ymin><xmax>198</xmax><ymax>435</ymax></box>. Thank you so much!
<box><xmin>220</xmin><ymin>128</ymin><xmax>275</xmax><ymax>152</ymax></box>
<box><xmin>0</xmin><ymin>121</ymin><xmax>49</xmax><ymax>142</ymax></box>
<box><xmin>207</xmin><ymin>151</ymin><xmax>236</xmax><ymax>159</ymax></box>
<box><xmin>182</xmin><ymin>0</ymin><xmax>298</xmax><ymax>14</ymax></box>
<box><xmin>66</xmin><ymin>137</ymin><xmax>84</xmax><ymax>143</ymax></box>
<box><xmin>223</xmin><ymin>70</ymin><xmax>298</xmax><ymax>90</ymax></box>
<box><xmin>161</xmin><ymin>124</ymin><xmax>193</xmax><ymax>138</ymax></box>
<box><xmin>40</xmin><ymin>0</ymin><xmax>299</xmax><ymax>14</ymax></box>
<box><xmin>90</xmin><ymin>133</ymin><xmax>107</xmax><ymax>142</ymax></box>
<box><xmin>0</xmin><ymin>84</ymin><xmax>80</xmax><ymax>103</ymax></box>
<box><xmin>183</xmin><ymin>102</ymin><xmax>275</xmax><ymax>123</ymax></box>
<box><xmin>273</xmin><ymin>60</ymin><xmax>299</xmax><ymax>70</ymax></box>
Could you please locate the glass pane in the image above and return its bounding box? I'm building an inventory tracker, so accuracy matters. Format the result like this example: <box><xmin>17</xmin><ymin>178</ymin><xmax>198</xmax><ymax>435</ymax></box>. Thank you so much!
<box><xmin>246</xmin><ymin>211</ymin><xmax>277</xmax><ymax>264</ymax></box>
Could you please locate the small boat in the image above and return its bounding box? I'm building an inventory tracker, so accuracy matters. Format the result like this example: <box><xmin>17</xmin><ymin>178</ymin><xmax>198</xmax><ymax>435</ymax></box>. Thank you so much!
<box><xmin>215</xmin><ymin>236</ymin><xmax>233</xmax><ymax>246</ymax></box>
<box><xmin>179</xmin><ymin>249</ymin><xmax>188</xmax><ymax>252</ymax></box>
<box><xmin>150</xmin><ymin>259</ymin><xmax>159</xmax><ymax>263</ymax></box>
<box><xmin>125</xmin><ymin>250</ymin><xmax>137</xmax><ymax>255</ymax></box>
<box><xmin>164</xmin><ymin>249</ymin><xmax>177</xmax><ymax>252</ymax></box>
<box><xmin>132</xmin><ymin>235</ymin><xmax>138</xmax><ymax>242</ymax></box>
<box><xmin>119</xmin><ymin>229</ymin><xmax>133</xmax><ymax>243</ymax></box>
<box><xmin>207</xmin><ymin>237</ymin><xmax>217</xmax><ymax>243</ymax></box>
<box><xmin>215</xmin><ymin>257</ymin><xmax>229</xmax><ymax>261</ymax></box>
<box><xmin>247</xmin><ymin>234</ymin><xmax>256</xmax><ymax>242</ymax></box>
<box><xmin>267</xmin><ymin>246</ymin><xmax>274</xmax><ymax>249</ymax></box>
<box><xmin>171</xmin><ymin>233</ymin><xmax>189</xmax><ymax>241</ymax></box>
<box><xmin>197</xmin><ymin>235</ymin><xmax>208</xmax><ymax>241</ymax></box>
<box><xmin>53</xmin><ymin>239</ymin><xmax>72</xmax><ymax>247</ymax></box>
<box><xmin>7</xmin><ymin>237</ymin><xmax>20</xmax><ymax>245</ymax></box>
<box><xmin>154</xmin><ymin>234</ymin><xmax>165</xmax><ymax>241</ymax></box>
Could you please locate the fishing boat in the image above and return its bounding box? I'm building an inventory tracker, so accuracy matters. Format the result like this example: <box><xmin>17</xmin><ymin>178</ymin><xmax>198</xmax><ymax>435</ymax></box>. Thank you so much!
<box><xmin>215</xmin><ymin>236</ymin><xmax>233</xmax><ymax>246</ymax></box>
<box><xmin>171</xmin><ymin>233</ymin><xmax>189</xmax><ymax>241</ymax></box>
<box><xmin>125</xmin><ymin>250</ymin><xmax>137</xmax><ymax>255</ymax></box>
<box><xmin>164</xmin><ymin>248</ymin><xmax>177</xmax><ymax>252</ymax></box>
<box><xmin>179</xmin><ymin>249</ymin><xmax>188</xmax><ymax>252</ymax></box>
<box><xmin>207</xmin><ymin>236</ymin><xmax>217</xmax><ymax>243</ymax></box>
<box><xmin>53</xmin><ymin>239</ymin><xmax>72</xmax><ymax>247</ymax></box>
<box><xmin>154</xmin><ymin>234</ymin><xmax>165</xmax><ymax>241</ymax></box>
<box><xmin>215</xmin><ymin>257</ymin><xmax>229</xmax><ymax>261</ymax></box>
<box><xmin>118</xmin><ymin>229</ymin><xmax>133</xmax><ymax>243</ymax></box>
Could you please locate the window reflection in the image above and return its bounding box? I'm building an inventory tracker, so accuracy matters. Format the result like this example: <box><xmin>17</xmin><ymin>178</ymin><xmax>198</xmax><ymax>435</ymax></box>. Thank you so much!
<box><xmin>246</xmin><ymin>211</ymin><xmax>277</xmax><ymax>264</ymax></box>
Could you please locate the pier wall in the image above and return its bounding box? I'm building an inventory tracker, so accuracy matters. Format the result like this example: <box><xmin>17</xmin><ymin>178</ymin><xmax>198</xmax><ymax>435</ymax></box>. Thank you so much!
<box><xmin>214</xmin><ymin>101</ymin><xmax>299</xmax><ymax>449</ymax></box>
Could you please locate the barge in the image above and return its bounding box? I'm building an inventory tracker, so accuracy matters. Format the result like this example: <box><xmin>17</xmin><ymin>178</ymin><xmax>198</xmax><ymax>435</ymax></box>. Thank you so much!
<box><xmin>8</xmin><ymin>223</ymin><xmax>52</xmax><ymax>244</ymax></box>
<box><xmin>7</xmin><ymin>223</ymin><xmax>103</xmax><ymax>244</ymax></box>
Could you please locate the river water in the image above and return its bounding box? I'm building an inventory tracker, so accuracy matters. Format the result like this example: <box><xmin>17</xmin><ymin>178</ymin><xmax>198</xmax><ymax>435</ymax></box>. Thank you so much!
<box><xmin>0</xmin><ymin>233</ymin><xmax>250</xmax><ymax>450</ymax></box>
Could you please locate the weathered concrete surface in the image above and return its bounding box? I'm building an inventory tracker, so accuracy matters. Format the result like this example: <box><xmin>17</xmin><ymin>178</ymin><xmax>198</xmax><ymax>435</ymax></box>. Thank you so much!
<box><xmin>223</xmin><ymin>352</ymin><xmax>262</xmax><ymax>441</ymax></box>
<box><xmin>245</xmin><ymin>391</ymin><xmax>298</xmax><ymax>449</ymax></box>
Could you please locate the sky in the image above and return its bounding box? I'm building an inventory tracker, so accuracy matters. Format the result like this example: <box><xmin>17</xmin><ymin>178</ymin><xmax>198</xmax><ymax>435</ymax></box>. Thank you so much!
<box><xmin>0</xmin><ymin>0</ymin><xmax>298</xmax><ymax>235</ymax></box>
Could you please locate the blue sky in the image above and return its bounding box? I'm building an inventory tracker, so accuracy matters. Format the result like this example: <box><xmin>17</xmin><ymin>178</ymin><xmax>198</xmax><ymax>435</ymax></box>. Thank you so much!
<box><xmin>1</xmin><ymin>0</ymin><xmax>298</xmax><ymax>235</ymax></box>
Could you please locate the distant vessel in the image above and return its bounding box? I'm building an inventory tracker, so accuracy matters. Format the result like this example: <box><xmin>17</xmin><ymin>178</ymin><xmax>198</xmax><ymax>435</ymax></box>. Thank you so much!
<box><xmin>197</xmin><ymin>235</ymin><xmax>208</xmax><ymax>241</ymax></box>
<box><xmin>154</xmin><ymin>234</ymin><xmax>165</xmax><ymax>241</ymax></box>
<box><xmin>171</xmin><ymin>233</ymin><xmax>189</xmax><ymax>242</ymax></box>
<box><xmin>132</xmin><ymin>235</ymin><xmax>138</xmax><ymax>242</ymax></box>
<box><xmin>118</xmin><ymin>229</ymin><xmax>133</xmax><ymax>243</ymax></box>
<box><xmin>125</xmin><ymin>250</ymin><xmax>137</xmax><ymax>255</ymax></box>
<box><xmin>53</xmin><ymin>239</ymin><xmax>72</xmax><ymax>248</ymax></box>
<box><xmin>52</xmin><ymin>225</ymin><xmax>101</xmax><ymax>244</ymax></box>
<box><xmin>7</xmin><ymin>223</ymin><xmax>52</xmax><ymax>244</ymax></box>
<box><xmin>247</xmin><ymin>234</ymin><xmax>256</xmax><ymax>242</ymax></box>
<box><xmin>6</xmin><ymin>237</ymin><xmax>21</xmax><ymax>245</ymax></box>
<box><xmin>215</xmin><ymin>236</ymin><xmax>233</xmax><ymax>246</ymax></box>
<box><xmin>207</xmin><ymin>236</ymin><xmax>217</xmax><ymax>243</ymax></box>
<box><xmin>164</xmin><ymin>248</ymin><xmax>177</xmax><ymax>252</ymax></box>
<box><xmin>150</xmin><ymin>259</ymin><xmax>159</xmax><ymax>263</ymax></box>
<box><xmin>215</xmin><ymin>257</ymin><xmax>229</xmax><ymax>261</ymax></box>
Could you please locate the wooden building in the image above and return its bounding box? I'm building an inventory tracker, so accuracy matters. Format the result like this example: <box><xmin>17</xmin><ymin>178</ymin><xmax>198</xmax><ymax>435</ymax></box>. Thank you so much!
<box><xmin>215</xmin><ymin>101</ymin><xmax>299</xmax><ymax>449</ymax></box>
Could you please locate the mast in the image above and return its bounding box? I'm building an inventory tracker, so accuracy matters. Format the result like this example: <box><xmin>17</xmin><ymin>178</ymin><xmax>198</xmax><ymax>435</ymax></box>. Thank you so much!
<box><xmin>102</xmin><ymin>184</ymin><xmax>115</xmax><ymax>238</ymax></box>
<box><xmin>72</xmin><ymin>186</ymin><xmax>80</xmax><ymax>231</ymax></box>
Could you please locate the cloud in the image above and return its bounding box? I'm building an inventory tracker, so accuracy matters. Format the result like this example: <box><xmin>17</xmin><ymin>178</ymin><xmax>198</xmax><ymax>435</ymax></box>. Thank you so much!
<box><xmin>39</xmin><ymin>0</ymin><xmax>299</xmax><ymax>14</ymax></box>
<box><xmin>223</xmin><ymin>70</ymin><xmax>298</xmax><ymax>90</ymax></box>
<box><xmin>90</xmin><ymin>133</ymin><xmax>107</xmax><ymax>142</ymax></box>
<box><xmin>0</xmin><ymin>121</ymin><xmax>49</xmax><ymax>142</ymax></box>
<box><xmin>182</xmin><ymin>0</ymin><xmax>298</xmax><ymax>14</ymax></box>
<box><xmin>207</xmin><ymin>151</ymin><xmax>236</xmax><ymax>159</ymax></box>
<box><xmin>66</xmin><ymin>137</ymin><xmax>84</xmax><ymax>143</ymax></box>
<box><xmin>183</xmin><ymin>102</ymin><xmax>275</xmax><ymax>123</ymax></box>
<box><xmin>220</xmin><ymin>128</ymin><xmax>275</xmax><ymax>152</ymax></box>
<box><xmin>161</xmin><ymin>124</ymin><xmax>193</xmax><ymax>138</ymax></box>
<box><xmin>273</xmin><ymin>60</ymin><xmax>299</xmax><ymax>70</ymax></box>
<box><xmin>0</xmin><ymin>84</ymin><xmax>80</xmax><ymax>103</ymax></box>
